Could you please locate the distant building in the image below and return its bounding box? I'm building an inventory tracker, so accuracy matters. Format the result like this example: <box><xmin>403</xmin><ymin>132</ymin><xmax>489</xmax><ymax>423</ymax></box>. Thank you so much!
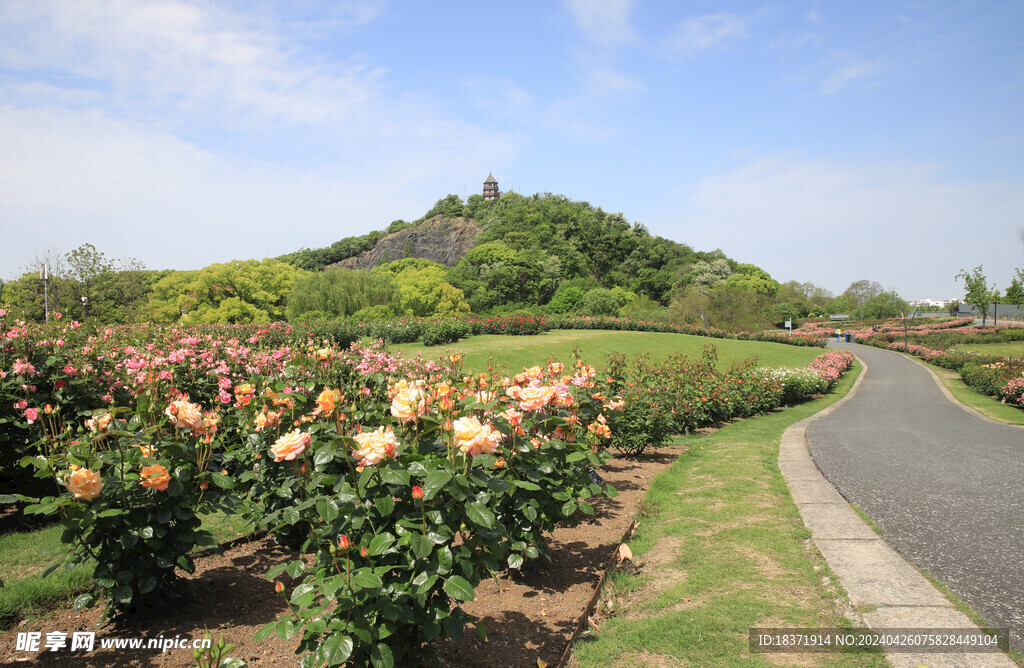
<box><xmin>483</xmin><ymin>172</ymin><xmax>499</xmax><ymax>201</ymax></box>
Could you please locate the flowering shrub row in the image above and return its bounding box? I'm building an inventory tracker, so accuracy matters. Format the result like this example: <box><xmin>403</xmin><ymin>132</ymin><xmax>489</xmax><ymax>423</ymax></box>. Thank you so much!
<box><xmin>600</xmin><ymin>347</ymin><xmax>856</xmax><ymax>455</ymax></box>
<box><xmin>2</xmin><ymin>313</ymin><xmax>621</xmax><ymax>664</ymax></box>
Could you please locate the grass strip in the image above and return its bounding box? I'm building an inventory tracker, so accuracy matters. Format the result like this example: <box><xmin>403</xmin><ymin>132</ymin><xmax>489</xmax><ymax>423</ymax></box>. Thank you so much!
<box><xmin>0</xmin><ymin>511</ymin><xmax>253</xmax><ymax>630</ymax></box>
<box><xmin>390</xmin><ymin>330</ymin><xmax>823</xmax><ymax>375</ymax></box>
<box><xmin>571</xmin><ymin>362</ymin><xmax>888</xmax><ymax>667</ymax></box>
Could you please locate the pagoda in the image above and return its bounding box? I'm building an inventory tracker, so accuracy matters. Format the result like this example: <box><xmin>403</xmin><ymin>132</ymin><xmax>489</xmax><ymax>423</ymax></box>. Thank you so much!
<box><xmin>482</xmin><ymin>173</ymin><xmax>499</xmax><ymax>201</ymax></box>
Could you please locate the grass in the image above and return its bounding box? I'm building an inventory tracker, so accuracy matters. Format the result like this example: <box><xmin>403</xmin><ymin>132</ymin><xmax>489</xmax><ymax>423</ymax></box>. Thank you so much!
<box><xmin>571</xmin><ymin>362</ymin><xmax>889</xmax><ymax>667</ymax></box>
<box><xmin>952</xmin><ymin>341</ymin><xmax>1024</xmax><ymax>359</ymax></box>
<box><xmin>900</xmin><ymin>355</ymin><xmax>1024</xmax><ymax>427</ymax></box>
<box><xmin>0</xmin><ymin>510</ymin><xmax>253</xmax><ymax>630</ymax></box>
<box><xmin>390</xmin><ymin>330</ymin><xmax>825</xmax><ymax>374</ymax></box>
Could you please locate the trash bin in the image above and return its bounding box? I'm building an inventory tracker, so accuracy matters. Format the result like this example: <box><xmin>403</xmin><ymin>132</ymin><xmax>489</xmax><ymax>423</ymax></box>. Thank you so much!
<box><xmin>845</xmin><ymin>333</ymin><xmax>854</xmax><ymax>343</ymax></box>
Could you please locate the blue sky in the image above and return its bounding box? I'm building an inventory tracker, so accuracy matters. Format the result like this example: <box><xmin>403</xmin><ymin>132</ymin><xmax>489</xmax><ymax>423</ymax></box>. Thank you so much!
<box><xmin>1</xmin><ymin>0</ymin><xmax>1022</xmax><ymax>301</ymax></box>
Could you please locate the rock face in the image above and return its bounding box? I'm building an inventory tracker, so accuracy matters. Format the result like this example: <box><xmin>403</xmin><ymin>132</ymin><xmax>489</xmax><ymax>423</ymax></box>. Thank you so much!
<box><xmin>328</xmin><ymin>216</ymin><xmax>481</xmax><ymax>271</ymax></box>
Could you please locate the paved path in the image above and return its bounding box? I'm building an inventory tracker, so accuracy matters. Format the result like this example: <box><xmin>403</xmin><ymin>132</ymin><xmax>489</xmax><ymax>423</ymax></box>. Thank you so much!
<box><xmin>805</xmin><ymin>341</ymin><xmax>1024</xmax><ymax>657</ymax></box>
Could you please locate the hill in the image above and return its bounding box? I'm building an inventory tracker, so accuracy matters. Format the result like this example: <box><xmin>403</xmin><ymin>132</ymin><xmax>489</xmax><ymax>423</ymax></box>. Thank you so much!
<box><xmin>277</xmin><ymin>191</ymin><xmax>728</xmax><ymax>310</ymax></box>
<box><xmin>327</xmin><ymin>216</ymin><xmax>480</xmax><ymax>271</ymax></box>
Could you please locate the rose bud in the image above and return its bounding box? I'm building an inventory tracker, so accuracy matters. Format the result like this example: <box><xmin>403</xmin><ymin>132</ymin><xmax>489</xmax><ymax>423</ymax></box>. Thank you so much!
<box><xmin>339</xmin><ymin>535</ymin><xmax>352</xmax><ymax>551</ymax></box>
<box><xmin>275</xmin><ymin>581</ymin><xmax>285</xmax><ymax>594</ymax></box>
<box><xmin>411</xmin><ymin>485</ymin><xmax>424</xmax><ymax>501</ymax></box>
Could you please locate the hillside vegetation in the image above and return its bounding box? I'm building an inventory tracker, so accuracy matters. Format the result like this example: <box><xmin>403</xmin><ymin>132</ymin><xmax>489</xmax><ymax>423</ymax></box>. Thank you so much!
<box><xmin>2</xmin><ymin>191</ymin><xmax>920</xmax><ymax>331</ymax></box>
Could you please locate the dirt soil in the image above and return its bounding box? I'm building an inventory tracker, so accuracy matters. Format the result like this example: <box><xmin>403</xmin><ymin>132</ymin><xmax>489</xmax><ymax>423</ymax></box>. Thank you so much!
<box><xmin>1</xmin><ymin>446</ymin><xmax>682</xmax><ymax>668</ymax></box>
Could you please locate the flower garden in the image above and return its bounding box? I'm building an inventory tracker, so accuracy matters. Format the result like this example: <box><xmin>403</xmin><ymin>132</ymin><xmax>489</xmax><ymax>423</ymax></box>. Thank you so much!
<box><xmin>799</xmin><ymin>316</ymin><xmax>1024</xmax><ymax>409</ymax></box>
<box><xmin>1</xmin><ymin>313</ymin><xmax>856</xmax><ymax>666</ymax></box>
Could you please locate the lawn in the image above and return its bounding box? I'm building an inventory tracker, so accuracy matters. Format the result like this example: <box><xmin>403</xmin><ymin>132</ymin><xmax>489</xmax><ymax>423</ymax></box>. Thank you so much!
<box><xmin>952</xmin><ymin>341</ymin><xmax>1024</xmax><ymax>359</ymax></box>
<box><xmin>570</xmin><ymin>362</ymin><xmax>888</xmax><ymax>667</ymax></box>
<box><xmin>389</xmin><ymin>330</ymin><xmax>824</xmax><ymax>374</ymax></box>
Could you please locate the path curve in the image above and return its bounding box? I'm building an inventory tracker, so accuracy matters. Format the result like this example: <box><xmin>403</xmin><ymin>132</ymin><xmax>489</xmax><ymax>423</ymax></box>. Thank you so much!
<box><xmin>806</xmin><ymin>341</ymin><xmax>1024</xmax><ymax>655</ymax></box>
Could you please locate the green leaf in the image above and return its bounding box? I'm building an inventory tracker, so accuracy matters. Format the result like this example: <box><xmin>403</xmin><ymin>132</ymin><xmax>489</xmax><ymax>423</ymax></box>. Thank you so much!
<box><xmin>212</xmin><ymin>473</ymin><xmax>234</xmax><ymax>489</ymax></box>
<box><xmin>253</xmin><ymin>621</ymin><xmax>277</xmax><ymax>642</ymax></box>
<box><xmin>265</xmin><ymin>562</ymin><xmax>288</xmax><ymax>580</ymax></box>
<box><xmin>73</xmin><ymin>592</ymin><xmax>96</xmax><ymax>610</ymax></box>
<box><xmin>352</xmin><ymin>570</ymin><xmax>382</xmax><ymax>589</ymax></box>
<box><xmin>522</xmin><ymin>504</ymin><xmax>538</xmax><ymax>522</ymax></box>
<box><xmin>443</xmin><ymin>575</ymin><xmax>475</xmax><ymax>602</ymax></box>
<box><xmin>409</xmin><ymin>533</ymin><xmax>432</xmax><ymax>560</ymax></box>
<box><xmin>316</xmin><ymin>500</ymin><xmax>339</xmax><ymax>524</ymax></box>
<box><xmin>368</xmin><ymin>532</ymin><xmax>395</xmax><ymax>556</ymax></box>
<box><xmin>566</xmin><ymin>452</ymin><xmax>586</xmax><ymax>463</ymax></box>
<box><xmin>475</xmin><ymin>622</ymin><xmax>488</xmax><ymax>642</ymax></box>
<box><xmin>370</xmin><ymin>643</ymin><xmax>394</xmax><ymax>668</ymax></box>
<box><xmin>512</xmin><ymin>480</ymin><xmax>541</xmax><ymax>491</ymax></box>
<box><xmin>379</xmin><ymin>467</ymin><xmax>410</xmax><ymax>486</ymax></box>
<box><xmin>465</xmin><ymin>502</ymin><xmax>495</xmax><ymax>529</ymax></box>
<box><xmin>507</xmin><ymin>553</ymin><xmax>524</xmax><ymax>570</ymax></box>
<box><xmin>291</xmin><ymin>582</ymin><xmax>317</xmax><ymax>608</ymax></box>
<box><xmin>373</xmin><ymin>495</ymin><xmax>394</xmax><ymax>517</ymax></box>
<box><xmin>319</xmin><ymin>635</ymin><xmax>353</xmax><ymax>666</ymax></box>
<box><xmin>166</xmin><ymin>479</ymin><xmax>184</xmax><ymax>497</ymax></box>
<box><xmin>113</xmin><ymin>584</ymin><xmax>133</xmax><ymax>604</ymax></box>
<box><xmin>561</xmin><ymin>500</ymin><xmax>577</xmax><ymax>516</ymax></box>
<box><xmin>422</xmin><ymin>470</ymin><xmax>452</xmax><ymax>500</ymax></box>
<box><xmin>275</xmin><ymin>620</ymin><xmax>296</xmax><ymax>640</ymax></box>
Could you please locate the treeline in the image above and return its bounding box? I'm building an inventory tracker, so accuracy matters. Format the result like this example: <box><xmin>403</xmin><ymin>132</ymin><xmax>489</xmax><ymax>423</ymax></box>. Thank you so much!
<box><xmin>2</xmin><ymin>192</ymin><xmax>926</xmax><ymax>331</ymax></box>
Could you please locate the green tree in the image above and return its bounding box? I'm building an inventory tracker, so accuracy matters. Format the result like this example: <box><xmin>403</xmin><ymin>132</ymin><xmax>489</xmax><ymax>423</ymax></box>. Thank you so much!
<box><xmin>855</xmin><ymin>291</ymin><xmax>908</xmax><ymax>320</ymax></box>
<box><xmin>1005</xmin><ymin>267</ymin><xmax>1024</xmax><ymax>308</ymax></box>
<box><xmin>580</xmin><ymin>288</ymin><xmax>620</xmax><ymax>316</ymax></box>
<box><xmin>144</xmin><ymin>259</ymin><xmax>306</xmax><ymax>323</ymax></box>
<box><xmin>65</xmin><ymin>243</ymin><xmax>114</xmax><ymax>320</ymax></box>
<box><xmin>956</xmin><ymin>265</ymin><xmax>995</xmax><ymax>326</ymax></box>
<box><xmin>373</xmin><ymin>259</ymin><xmax>469</xmax><ymax>317</ymax></box>
<box><xmin>724</xmin><ymin>264</ymin><xmax>780</xmax><ymax>298</ymax></box>
<box><xmin>287</xmin><ymin>268</ymin><xmax>398</xmax><ymax>321</ymax></box>
<box><xmin>842</xmin><ymin>279</ymin><xmax>884</xmax><ymax>307</ymax></box>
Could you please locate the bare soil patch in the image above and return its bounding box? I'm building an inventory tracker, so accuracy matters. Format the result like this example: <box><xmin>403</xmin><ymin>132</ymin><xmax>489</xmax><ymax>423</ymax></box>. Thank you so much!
<box><xmin>1</xmin><ymin>446</ymin><xmax>684</xmax><ymax>667</ymax></box>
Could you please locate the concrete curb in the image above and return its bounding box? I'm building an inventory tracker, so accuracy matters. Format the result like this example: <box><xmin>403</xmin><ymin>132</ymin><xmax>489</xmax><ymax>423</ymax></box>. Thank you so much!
<box><xmin>779</xmin><ymin>355</ymin><xmax>1017</xmax><ymax>668</ymax></box>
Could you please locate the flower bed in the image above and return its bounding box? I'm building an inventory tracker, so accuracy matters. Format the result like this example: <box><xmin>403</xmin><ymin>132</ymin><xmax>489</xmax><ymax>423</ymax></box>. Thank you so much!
<box><xmin>2</xmin><ymin>313</ymin><xmax>857</xmax><ymax>665</ymax></box>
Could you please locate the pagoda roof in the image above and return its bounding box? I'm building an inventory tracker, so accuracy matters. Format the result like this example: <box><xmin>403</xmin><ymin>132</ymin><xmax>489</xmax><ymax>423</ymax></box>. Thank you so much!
<box><xmin>484</xmin><ymin>172</ymin><xmax>497</xmax><ymax>184</ymax></box>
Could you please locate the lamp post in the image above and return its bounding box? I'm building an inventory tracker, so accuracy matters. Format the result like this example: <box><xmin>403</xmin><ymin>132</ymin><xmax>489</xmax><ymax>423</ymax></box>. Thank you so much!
<box><xmin>81</xmin><ymin>296</ymin><xmax>89</xmax><ymax>320</ymax></box>
<box><xmin>40</xmin><ymin>264</ymin><xmax>50</xmax><ymax>323</ymax></box>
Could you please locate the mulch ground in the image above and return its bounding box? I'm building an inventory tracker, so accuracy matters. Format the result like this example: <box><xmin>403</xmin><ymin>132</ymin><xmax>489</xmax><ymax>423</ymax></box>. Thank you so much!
<box><xmin>1</xmin><ymin>446</ymin><xmax>683</xmax><ymax>667</ymax></box>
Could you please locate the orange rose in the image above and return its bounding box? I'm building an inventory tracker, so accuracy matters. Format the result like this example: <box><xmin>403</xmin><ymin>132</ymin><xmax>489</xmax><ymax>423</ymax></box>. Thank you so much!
<box><xmin>165</xmin><ymin>398</ymin><xmax>204</xmax><ymax>430</ymax></box>
<box><xmin>135</xmin><ymin>444</ymin><xmax>156</xmax><ymax>458</ymax></box>
<box><xmin>313</xmin><ymin>388</ymin><xmax>342</xmax><ymax>417</ymax></box>
<box><xmin>517</xmin><ymin>386</ymin><xmax>555</xmax><ymax>412</ymax></box>
<box><xmin>271</xmin><ymin>429</ymin><xmax>311</xmax><ymax>462</ymax></box>
<box><xmin>139</xmin><ymin>464</ymin><xmax>171</xmax><ymax>491</ymax></box>
<box><xmin>84</xmin><ymin>412</ymin><xmax>113</xmax><ymax>433</ymax></box>
<box><xmin>453</xmin><ymin>416</ymin><xmax>501</xmax><ymax>456</ymax></box>
<box><xmin>390</xmin><ymin>387</ymin><xmax>429</xmax><ymax>423</ymax></box>
<box><xmin>66</xmin><ymin>467</ymin><xmax>102</xmax><ymax>501</ymax></box>
<box><xmin>352</xmin><ymin>426</ymin><xmax>399</xmax><ymax>466</ymax></box>
<box><xmin>234</xmin><ymin>383</ymin><xmax>256</xmax><ymax>406</ymax></box>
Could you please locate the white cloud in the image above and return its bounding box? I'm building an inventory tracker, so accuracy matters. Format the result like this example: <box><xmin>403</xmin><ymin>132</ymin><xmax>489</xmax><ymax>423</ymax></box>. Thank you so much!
<box><xmin>672</xmin><ymin>155</ymin><xmax>1024</xmax><ymax>298</ymax></box>
<box><xmin>0</xmin><ymin>0</ymin><xmax>385</xmax><ymax>127</ymax></box>
<box><xmin>0</xmin><ymin>1</ymin><xmax>524</xmax><ymax>275</ymax></box>
<box><xmin>820</xmin><ymin>59</ymin><xmax>886</xmax><ymax>94</ymax></box>
<box><xmin>563</xmin><ymin>0</ymin><xmax>637</xmax><ymax>46</ymax></box>
<box><xmin>663</xmin><ymin>13</ymin><xmax>749</xmax><ymax>55</ymax></box>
